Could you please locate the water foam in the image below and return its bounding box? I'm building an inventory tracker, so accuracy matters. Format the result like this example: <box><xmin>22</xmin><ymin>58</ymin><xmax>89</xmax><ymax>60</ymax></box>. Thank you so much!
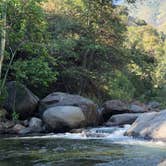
<box><xmin>5</xmin><ymin>125</ymin><xmax>166</xmax><ymax>148</ymax></box>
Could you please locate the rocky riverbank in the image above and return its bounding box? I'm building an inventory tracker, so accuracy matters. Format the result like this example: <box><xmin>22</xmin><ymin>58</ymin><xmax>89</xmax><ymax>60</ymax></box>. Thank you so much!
<box><xmin>0</xmin><ymin>81</ymin><xmax>166</xmax><ymax>142</ymax></box>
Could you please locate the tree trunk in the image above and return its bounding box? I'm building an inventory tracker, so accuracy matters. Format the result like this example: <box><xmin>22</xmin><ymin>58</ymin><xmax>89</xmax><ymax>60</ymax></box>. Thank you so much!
<box><xmin>0</xmin><ymin>1</ymin><xmax>7</xmax><ymax>79</ymax></box>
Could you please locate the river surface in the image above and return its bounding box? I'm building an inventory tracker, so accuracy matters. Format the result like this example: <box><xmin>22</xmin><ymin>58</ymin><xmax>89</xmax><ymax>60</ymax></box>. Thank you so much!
<box><xmin>0</xmin><ymin>125</ymin><xmax>166</xmax><ymax>166</ymax></box>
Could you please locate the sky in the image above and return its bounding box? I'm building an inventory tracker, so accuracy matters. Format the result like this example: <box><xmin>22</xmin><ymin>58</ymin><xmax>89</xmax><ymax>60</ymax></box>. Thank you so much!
<box><xmin>113</xmin><ymin>0</ymin><xmax>124</xmax><ymax>5</ymax></box>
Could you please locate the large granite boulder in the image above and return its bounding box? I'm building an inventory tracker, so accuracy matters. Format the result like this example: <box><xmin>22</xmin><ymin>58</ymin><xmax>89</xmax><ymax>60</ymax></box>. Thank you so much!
<box><xmin>158</xmin><ymin>160</ymin><xmax>166</xmax><ymax>166</ymax></box>
<box><xmin>42</xmin><ymin>106</ymin><xmax>86</xmax><ymax>132</ymax></box>
<box><xmin>105</xmin><ymin>113</ymin><xmax>142</xmax><ymax>126</ymax></box>
<box><xmin>39</xmin><ymin>92</ymin><xmax>100</xmax><ymax>126</ymax></box>
<box><xmin>101</xmin><ymin>100</ymin><xmax>151</xmax><ymax>122</ymax></box>
<box><xmin>4</xmin><ymin>81</ymin><xmax>39</xmax><ymax>120</ymax></box>
<box><xmin>101</xmin><ymin>100</ymin><xmax>129</xmax><ymax>121</ymax></box>
<box><xmin>125</xmin><ymin>110</ymin><xmax>166</xmax><ymax>141</ymax></box>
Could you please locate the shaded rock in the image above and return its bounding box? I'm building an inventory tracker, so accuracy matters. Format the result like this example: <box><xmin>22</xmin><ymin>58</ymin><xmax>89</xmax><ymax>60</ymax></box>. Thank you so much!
<box><xmin>130</xmin><ymin>104</ymin><xmax>147</xmax><ymax>113</ymax></box>
<box><xmin>12</xmin><ymin>124</ymin><xmax>25</xmax><ymax>134</ymax></box>
<box><xmin>19</xmin><ymin>127</ymin><xmax>33</xmax><ymax>135</ymax></box>
<box><xmin>147</xmin><ymin>101</ymin><xmax>160</xmax><ymax>110</ymax></box>
<box><xmin>2</xmin><ymin>121</ymin><xmax>15</xmax><ymax>128</ymax></box>
<box><xmin>19</xmin><ymin>117</ymin><xmax>43</xmax><ymax>134</ymax></box>
<box><xmin>4</xmin><ymin>81</ymin><xmax>39</xmax><ymax>120</ymax></box>
<box><xmin>0</xmin><ymin>121</ymin><xmax>15</xmax><ymax>134</ymax></box>
<box><xmin>43</xmin><ymin>106</ymin><xmax>86</xmax><ymax>132</ymax></box>
<box><xmin>101</xmin><ymin>100</ymin><xmax>129</xmax><ymax>121</ymax></box>
<box><xmin>0</xmin><ymin>108</ymin><xmax>8</xmax><ymax>121</ymax></box>
<box><xmin>29</xmin><ymin>117</ymin><xmax>42</xmax><ymax>129</ymax></box>
<box><xmin>125</xmin><ymin>110</ymin><xmax>166</xmax><ymax>141</ymax></box>
<box><xmin>105</xmin><ymin>113</ymin><xmax>142</xmax><ymax>126</ymax></box>
<box><xmin>23</xmin><ymin>120</ymin><xmax>29</xmax><ymax>127</ymax></box>
<box><xmin>40</xmin><ymin>92</ymin><xmax>99</xmax><ymax>126</ymax></box>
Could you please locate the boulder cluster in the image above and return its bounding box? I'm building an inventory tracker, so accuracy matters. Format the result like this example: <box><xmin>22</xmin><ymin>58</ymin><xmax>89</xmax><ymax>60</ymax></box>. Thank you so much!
<box><xmin>0</xmin><ymin>81</ymin><xmax>166</xmax><ymax>142</ymax></box>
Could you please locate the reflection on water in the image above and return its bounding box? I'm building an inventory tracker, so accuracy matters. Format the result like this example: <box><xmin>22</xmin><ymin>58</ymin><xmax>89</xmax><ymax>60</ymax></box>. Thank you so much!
<box><xmin>0</xmin><ymin>126</ymin><xmax>166</xmax><ymax>166</ymax></box>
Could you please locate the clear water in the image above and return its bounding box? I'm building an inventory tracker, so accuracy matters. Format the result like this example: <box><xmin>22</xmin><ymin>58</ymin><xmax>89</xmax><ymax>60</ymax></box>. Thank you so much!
<box><xmin>0</xmin><ymin>125</ymin><xmax>166</xmax><ymax>166</ymax></box>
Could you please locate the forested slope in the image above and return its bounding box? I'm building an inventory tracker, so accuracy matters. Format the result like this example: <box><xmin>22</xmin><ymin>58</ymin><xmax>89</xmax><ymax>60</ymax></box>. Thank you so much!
<box><xmin>0</xmin><ymin>0</ymin><xmax>165</xmax><ymax>107</ymax></box>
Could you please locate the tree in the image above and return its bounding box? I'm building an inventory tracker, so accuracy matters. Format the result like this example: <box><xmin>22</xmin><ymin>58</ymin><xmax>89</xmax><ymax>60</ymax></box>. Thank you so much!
<box><xmin>0</xmin><ymin>0</ymin><xmax>7</xmax><ymax>79</ymax></box>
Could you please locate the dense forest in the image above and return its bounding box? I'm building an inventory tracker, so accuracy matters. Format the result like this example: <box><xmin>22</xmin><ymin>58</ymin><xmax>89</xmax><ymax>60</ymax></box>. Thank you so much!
<box><xmin>0</xmin><ymin>0</ymin><xmax>166</xmax><ymax>107</ymax></box>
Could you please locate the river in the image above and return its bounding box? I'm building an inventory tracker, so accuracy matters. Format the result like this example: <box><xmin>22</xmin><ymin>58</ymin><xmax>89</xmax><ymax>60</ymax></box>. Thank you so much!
<box><xmin>0</xmin><ymin>125</ymin><xmax>166</xmax><ymax>166</ymax></box>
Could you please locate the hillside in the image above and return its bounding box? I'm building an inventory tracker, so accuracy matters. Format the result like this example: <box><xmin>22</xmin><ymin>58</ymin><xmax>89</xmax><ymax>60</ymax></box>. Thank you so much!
<box><xmin>124</xmin><ymin>0</ymin><xmax>166</xmax><ymax>33</ymax></box>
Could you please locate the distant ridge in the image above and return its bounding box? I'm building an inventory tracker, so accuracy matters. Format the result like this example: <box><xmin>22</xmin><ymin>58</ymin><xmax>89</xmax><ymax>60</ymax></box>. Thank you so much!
<box><xmin>120</xmin><ymin>0</ymin><xmax>166</xmax><ymax>33</ymax></box>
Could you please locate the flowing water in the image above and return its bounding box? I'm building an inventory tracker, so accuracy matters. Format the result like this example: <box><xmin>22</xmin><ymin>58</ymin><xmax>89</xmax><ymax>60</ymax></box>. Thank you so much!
<box><xmin>0</xmin><ymin>125</ymin><xmax>166</xmax><ymax>166</ymax></box>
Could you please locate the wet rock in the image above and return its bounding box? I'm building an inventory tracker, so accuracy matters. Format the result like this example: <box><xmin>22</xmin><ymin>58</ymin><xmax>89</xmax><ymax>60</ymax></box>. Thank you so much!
<box><xmin>4</xmin><ymin>81</ymin><xmax>39</xmax><ymax>120</ymax></box>
<box><xmin>105</xmin><ymin>113</ymin><xmax>142</xmax><ymax>126</ymax></box>
<box><xmin>125</xmin><ymin>110</ymin><xmax>166</xmax><ymax>141</ymax></box>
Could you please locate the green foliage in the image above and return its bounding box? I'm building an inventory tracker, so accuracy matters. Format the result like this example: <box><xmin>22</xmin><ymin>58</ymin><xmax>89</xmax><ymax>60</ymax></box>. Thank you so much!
<box><xmin>12</xmin><ymin>111</ymin><xmax>19</xmax><ymax>121</ymax></box>
<box><xmin>1</xmin><ymin>0</ymin><xmax>166</xmax><ymax>106</ymax></box>
<box><xmin>104</xmin><ymin>70</ymin><xmax>135</xmax><ymax>100</ymax></box>
<box><xmin>0</xmin><ymin>80</ymin><xmax>7</xmax><ymax>107</ymax></box>
<box><xmin>12</xmin><ymin>57</ymin><xmax>58</xmax><ymax>89</ymax></box>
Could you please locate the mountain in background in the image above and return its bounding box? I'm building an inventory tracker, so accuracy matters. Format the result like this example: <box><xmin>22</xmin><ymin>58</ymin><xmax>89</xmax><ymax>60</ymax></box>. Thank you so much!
<box><xmin>121</xmin><ymin>0</ymin><xmax>166</xmax><ymax>33</ymax></box>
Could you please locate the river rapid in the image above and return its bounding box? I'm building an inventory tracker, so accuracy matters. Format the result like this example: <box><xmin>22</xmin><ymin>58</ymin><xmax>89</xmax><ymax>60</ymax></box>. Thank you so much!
<box><xmin>0</xmin><ymin>125</ymin><xmax>166</xmax><ymax>166</ymax></box>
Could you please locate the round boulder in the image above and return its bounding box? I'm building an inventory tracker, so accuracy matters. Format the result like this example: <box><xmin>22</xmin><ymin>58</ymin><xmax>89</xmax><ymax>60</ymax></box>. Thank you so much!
<box><xmin>43</xmin><ymin>106</ymin><xmax>86</xmax><ymax>132</ymax></box>
<box><xmin>39</xmin><ymin>92</ymin><xmax>100</xmax><ymax>126</ymax></box>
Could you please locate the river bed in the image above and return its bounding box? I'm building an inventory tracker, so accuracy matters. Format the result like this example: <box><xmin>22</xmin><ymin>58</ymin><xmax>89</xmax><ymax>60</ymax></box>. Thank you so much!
<box><xmin>0</xmin><ymin>125</ymin><xmax>166</xmax><ymax>166</ymax></box>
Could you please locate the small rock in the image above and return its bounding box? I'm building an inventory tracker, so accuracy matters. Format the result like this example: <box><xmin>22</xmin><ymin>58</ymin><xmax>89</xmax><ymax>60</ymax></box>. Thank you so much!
<box><xmin>148</xmin><ymin>101</ymin><xmax>160</xmax><ymax>109</ymax></box>
<box><xmin>23</xmin><ymin>120</ymin><xmax>29</xmax><ymax>127</ymax></box>
<box><xmin>19</xmin><ymin>127</ymin><xmax>32</xmax><ymax>135</ymax></box>
<box><xmin>19</xmin><ymin>117</ymin><xmax>43</xmax><ymax>134</ymax></box>
<box><xmin>29</xmin><ymin>117</ymin><xmax>42</xmax><ymax>129</ymax></box>
<box><xmin>12</xmin><ymin>124</ymin><xmax>25</xmax><ymax>134</ymax></box>
<box><xmin>70</xmin><ymin>128</ymin><xmax>86</xmax><ymax>133</ymax></box>
<box><xmin>0</xmin><ymin>108</ymin><xmax>8</xmax><ymax>121</ymax></box>
<box><xmin>2</xmin><ymin>121</ymin><xmax>15</xmax><ymax>128</ymax></box>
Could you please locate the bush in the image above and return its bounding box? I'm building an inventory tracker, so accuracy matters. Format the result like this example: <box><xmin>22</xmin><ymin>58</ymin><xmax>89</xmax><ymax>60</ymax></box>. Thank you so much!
<box><xmin>0</xmin><ymin>80</ymin><xmax>8</xmax><ymax>107</ymax></box>
<box><xmin>12</xmin><ymin>57</ymin><xmax>58</xmax><ymax>95</ymax></box>
<box><xmin>106</xmin><ymin>70</ymin><xmax>135</xmax><ymax>101</ymax></box>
